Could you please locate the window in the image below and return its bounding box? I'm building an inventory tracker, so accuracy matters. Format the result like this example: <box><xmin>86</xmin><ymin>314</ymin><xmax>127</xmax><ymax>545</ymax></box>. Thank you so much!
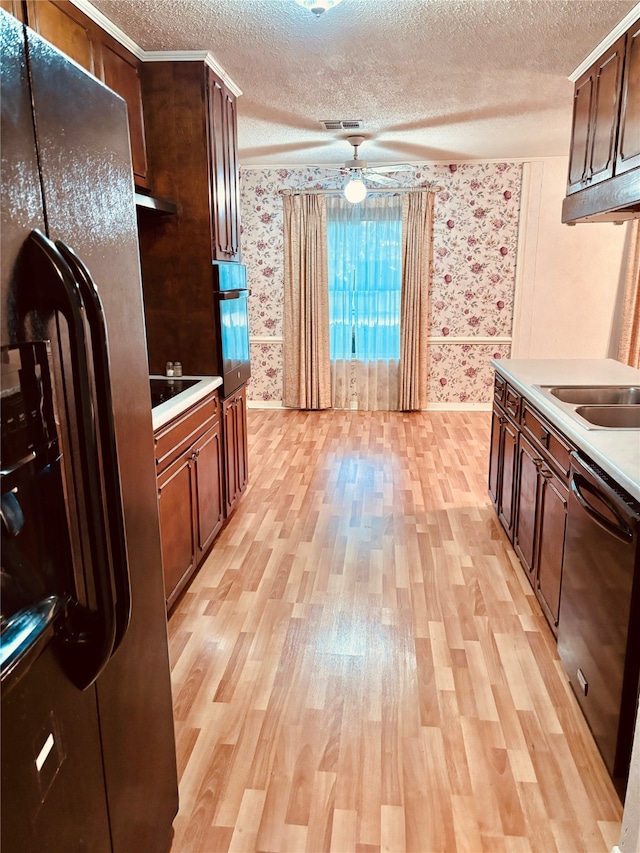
<box><xmin>327</xmin><ymin>195</ymin><xmax>403</xmax><ymax>362</ymax></box>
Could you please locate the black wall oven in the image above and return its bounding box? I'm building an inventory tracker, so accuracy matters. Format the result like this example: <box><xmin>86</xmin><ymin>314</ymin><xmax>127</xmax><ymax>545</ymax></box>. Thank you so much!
<box><xmin>212</xmin><ymin>260</ymin><xmax>251</xmax><ymax>398</ymax></box>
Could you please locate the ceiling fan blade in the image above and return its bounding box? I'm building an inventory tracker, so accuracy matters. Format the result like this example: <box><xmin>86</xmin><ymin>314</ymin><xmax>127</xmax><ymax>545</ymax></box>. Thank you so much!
<box><xmin>366</xmin><ymin>163</ymin><xmax>414</xmax><ymax>173</ymax></box>
<box><xmin>364</xmin><ymin>172</ymin><xmax>400</xmax><ymax>187</ymax></box>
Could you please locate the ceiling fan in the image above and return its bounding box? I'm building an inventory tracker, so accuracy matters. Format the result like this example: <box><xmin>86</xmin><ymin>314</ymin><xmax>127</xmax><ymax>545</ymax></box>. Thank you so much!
<box><xmin>329</xmin><ymin>136</ymin><xmax>414</xmax><ymax>202</ymax></box>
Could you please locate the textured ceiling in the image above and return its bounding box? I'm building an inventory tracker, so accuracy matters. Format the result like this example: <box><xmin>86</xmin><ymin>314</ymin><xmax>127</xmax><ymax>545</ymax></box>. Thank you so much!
<box><xmin>91</xmin><ymin>0</ymin><xmax>638</xmax><ymax>167</ymax></box>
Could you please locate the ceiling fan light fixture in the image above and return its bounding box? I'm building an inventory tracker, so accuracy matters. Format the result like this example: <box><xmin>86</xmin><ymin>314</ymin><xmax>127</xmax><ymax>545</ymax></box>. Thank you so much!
<box><xmin>294</xmin><ymin>0</ymin><xmax>344</xmax><ymax>17</ymax></box>
<box><xmin>344</xmin><ymin>177</ymin><xmax>367</xmax><ymax>204</ymax></box>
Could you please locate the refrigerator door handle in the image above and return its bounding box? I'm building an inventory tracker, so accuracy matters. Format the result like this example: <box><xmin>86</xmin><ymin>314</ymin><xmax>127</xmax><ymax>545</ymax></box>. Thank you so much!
<box><xmin>56</xmin><ymin>240</ymin><xmax>131</xmax><ymax>654</ymax></box>
<box><xmin>20</xmin><ymin>229</ymin><xmax>118</xmax><ymax>689</ymax></box>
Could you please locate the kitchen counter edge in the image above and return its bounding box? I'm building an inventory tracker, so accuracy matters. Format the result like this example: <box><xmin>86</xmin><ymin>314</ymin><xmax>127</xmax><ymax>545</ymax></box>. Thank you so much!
<box><xmin>151</xmin><ymin>375</ymin><xmax>223</xmax><ymax>432</ymax></box>
<box><xmin>491</xmin><ymin>358</ymin><xmax>640</xmax><ymax>503</ymax></box>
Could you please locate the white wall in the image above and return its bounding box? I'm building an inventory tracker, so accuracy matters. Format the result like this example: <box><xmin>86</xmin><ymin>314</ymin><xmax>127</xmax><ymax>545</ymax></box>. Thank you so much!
<box><xmin>512</xmin><ymin>158</ymin><xmax>630</xmax><ymax>359</ymax></box>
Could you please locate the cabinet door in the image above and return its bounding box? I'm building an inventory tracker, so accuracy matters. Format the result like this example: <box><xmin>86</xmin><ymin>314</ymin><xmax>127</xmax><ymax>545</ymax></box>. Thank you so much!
<box><xmin>207</xmin><ymin>73</ymin><xmax>240</xmax><ymax>260</ymax></box>
<box><xmin>514</xmin><ymin>435</ymin><xmax>541</xmax><ymax>585</ymax></box>
<box><xmin>100</xmin><ymin>38</ymin><xmax>149</xmax><ymax>188</ymax></box>
<box><xmin>588</xmin><ymin>35</ymin><xmax>626</xmax><ymax>186</ymax></box>
<box><xmin>535</xmin><ymin>469</ymin><xmax>568</xmax><ymax>633</ymax></box>
<box><xmin>1</xmin><ymin>1</ymin><xmax>26</xmax><ymax>22</ymax></box>
<box><xmin>617</xmin><ymin>23</ymin><xmax>640</xmax><ymax>175</ymax></box>
<box><xmin>488</xmin><ymin>406</ymin><xmax>502</xmax><ymax>508</ymax></box>
<box><xmin>224</xmin><ymin>90</ymin><xmax>240</xmax><ymax>259</ymax></box>
<box><xmin>223</xmin><ymin>394</ymin><xmax>238</xmax><ymax>516</ymax></box>
<box><xmin>497</xmin><ymin>418</ymin><xmax>518</xmax><ymax>540</ymax></box>
<box><xmin>157</xmin><ymin>452</ymin><xmax>196</xmax><ymax>607</ymax></box>
<box><xmin>222</xmin><ymin>387</ymin><xmax>248</xmax><ymax>517</ymax></box>
<box><xmin>567</xmin><ymin>70</ymin><xmax>595</xmax><ymax>193</ymax></box>
<box><xmin>27</xmin><ymin>0</ymin><xmax>97</xmax><ymax>75</ymax></box>
<box><xmin>193</xmin><ymin>423</ymin><xmax>224</xmax><ymax>557</ymax></box>
<box><xmin>235</xmin><ymin>386</ymin><xmax>248</xmax><ymax>495</ymax></box>
<box><xmin>26</xmin><ymin>0</ymin><xmax>149</xmax><ymax>189</ymax></box>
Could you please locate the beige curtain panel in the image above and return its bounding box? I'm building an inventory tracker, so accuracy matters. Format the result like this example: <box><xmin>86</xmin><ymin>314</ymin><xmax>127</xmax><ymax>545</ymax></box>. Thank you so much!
<box><xmin>399</xmin><ymin>191</ymin><xmax>434</xmax><ymax>411</ymax></box>
<box><xmin>282</xmin><ymin>194</ymin><xmax>332</xmax><ymax>409</ymax></box>
<box><xmin>618</xmin><ymin>220</ymin><xmax>640</xmax><ymax>370</ymax></box>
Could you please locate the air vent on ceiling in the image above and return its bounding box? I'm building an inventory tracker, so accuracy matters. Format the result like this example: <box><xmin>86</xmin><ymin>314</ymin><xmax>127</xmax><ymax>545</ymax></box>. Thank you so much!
<box><xmin>320</xmin><ymin>119</ymin><xmax>364</xmax><ymax>131</ymax></box>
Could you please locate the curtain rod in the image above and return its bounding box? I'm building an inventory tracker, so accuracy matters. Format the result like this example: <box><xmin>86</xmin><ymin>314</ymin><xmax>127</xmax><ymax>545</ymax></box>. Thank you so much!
<box><xmin>278</xmin><ymin>184</ymin><xmax>443</xmax><ymax>196</ymax></box>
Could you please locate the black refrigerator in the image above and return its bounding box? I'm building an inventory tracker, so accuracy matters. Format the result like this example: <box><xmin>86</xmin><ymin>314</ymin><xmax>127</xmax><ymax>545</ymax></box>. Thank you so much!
<box><xmin>1</xmin><ymin>11</ymin><xmax>178</xmax><ymax>853</ymax></box>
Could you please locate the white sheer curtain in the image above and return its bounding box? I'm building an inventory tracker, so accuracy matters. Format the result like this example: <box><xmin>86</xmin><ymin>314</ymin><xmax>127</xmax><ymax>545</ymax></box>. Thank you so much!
<box><xmin>327</xmin><ymin>195</ymin><xmax>402</xmax><ymax>410</ymax></box>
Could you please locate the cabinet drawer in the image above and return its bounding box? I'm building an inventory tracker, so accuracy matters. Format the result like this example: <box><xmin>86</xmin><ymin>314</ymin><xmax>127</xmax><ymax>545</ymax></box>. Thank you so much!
<box><xmin>504</xmin><ymin>384</ymin><xmax>521</xmax><ymax>422</ymax></box>
<box><xmin>521</xmin><ymin>402</ymin><xmax>572</xmax><ymax>478</ymax></box>
<box><xmin>154</xmin><ymin>393</ymin><xmax>219</xmax><ymax>473</ymax></box>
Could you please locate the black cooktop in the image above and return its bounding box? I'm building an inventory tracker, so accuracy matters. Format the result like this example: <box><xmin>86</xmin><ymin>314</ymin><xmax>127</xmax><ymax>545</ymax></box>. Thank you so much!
<box><xmin>150</xmin><ymin>377</ymin><xmax>199</xmax><ymax>408</ymax></box>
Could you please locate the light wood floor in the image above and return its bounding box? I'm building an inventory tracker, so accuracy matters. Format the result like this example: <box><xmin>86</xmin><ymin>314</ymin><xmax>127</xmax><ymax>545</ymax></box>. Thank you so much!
<box><xmin>168</xmin><ymin>409</ymin><xmax>622</xmax><ymax>853</ymax></box>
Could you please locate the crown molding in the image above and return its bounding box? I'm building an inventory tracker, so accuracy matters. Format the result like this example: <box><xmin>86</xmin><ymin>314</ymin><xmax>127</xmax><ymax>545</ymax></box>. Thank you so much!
<box><xmin>569</xmin><ymin>2</ymin><xmax>640</xmax><ymax>82</ymax></box>
<box><xmin>141</xmin><ymin>51</ymin><xmax>243</xmax><ymax>97</ymax></box>
<box><xmin>68</xmin><ymin>0</ymin><xmax>242</xmax><ymax>97</ymax></box>
<box><xmin>70</xmin><ymin>0</ymin><xmax>144</xmax><ymax>57</ymax></box>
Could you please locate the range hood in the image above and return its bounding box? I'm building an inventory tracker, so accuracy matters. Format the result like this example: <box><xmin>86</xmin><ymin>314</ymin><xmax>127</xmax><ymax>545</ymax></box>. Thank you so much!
<box><xmin>562</xmin><ymin>169</ymin><xmax>640</xmax><ymax>225</ymax></box>
<box><xmin>134</xmin><ymin>191</ymin><xmax>178</xmax><ymax>215</ymax></box>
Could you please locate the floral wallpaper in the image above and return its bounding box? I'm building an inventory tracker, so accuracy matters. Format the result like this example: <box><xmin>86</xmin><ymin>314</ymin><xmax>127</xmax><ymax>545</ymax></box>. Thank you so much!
<box><xmin>241</xmin><ymin>162</ymin><xmax>522</xmax><ymax>405</ymax></box>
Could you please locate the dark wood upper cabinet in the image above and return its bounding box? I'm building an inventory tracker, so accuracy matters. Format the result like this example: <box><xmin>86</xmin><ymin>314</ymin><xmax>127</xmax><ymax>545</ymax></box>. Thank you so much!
<box><xmin>26</xmin><ymin>0</ymin><xmax>96</xmax><ymax>74</ymax></box>
<box><xmin>0</xmin><ymin>1</ymin><xmax>26</xmax><ymax>23</ymax></box>
<box><xmin>22</xmin><ymin>0</ymin><xmax>150</xmax><ymax>189</ymax></box>
<box><xmin>100</xmin><ymin>38</ymin><xmax>149</xmax><ymax>188</ymax></box>
<box><xmin>566</xmin><ymin>35</ymin><xmax>625</xmax><ymax>194</ymax></box>
<box><xmin>563</xmin><ymin>20</ymin><xmax>640</xmax><ymax>222</ymax></box>
<box><xmin>567</xmin><ymin>73</ymin><xmax>594</xmax><ymax>192</ymax></box>
<box><xmin>617</xmin><ymin>21</ymin><xmax>640</xmax><ymax>175</ymax></box>
<box><xmin>138</xmin><ymin>60</ymin><xmax>242</xmax><ymax>376</ymax></box>
<box><xmin>207</xmin><ymin>72</ymin><xmax>241</xmax><ymax>260</ymax></box>
<box><xmin>587</xmin><ymin>36</ymin><xmax>626</xmax><ymax>186</ymax></box>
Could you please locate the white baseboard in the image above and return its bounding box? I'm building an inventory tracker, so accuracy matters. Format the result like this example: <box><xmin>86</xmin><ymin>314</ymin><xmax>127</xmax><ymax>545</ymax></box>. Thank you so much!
<box><xmin>247</xmin><ymin>400</ymin><xmax>492</xmax><ymax>411</ymax></box>
<box><xmin>247</xmin><ymin>400</ymin><xmax>285</xmax><ymax>409</ymax></box>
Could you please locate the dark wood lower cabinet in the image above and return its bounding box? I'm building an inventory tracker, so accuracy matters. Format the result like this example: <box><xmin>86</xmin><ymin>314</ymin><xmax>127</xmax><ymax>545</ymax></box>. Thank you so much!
<box><xmin>498</xmin><ymin>417</ymin><xmax>518</xmax><ymax>539</ymax></box>
<box><xmin>193</xmin><ymin>424</ymin><xmax>224</xmax><ymax>559</ymax></box>
<box><xmin>157</xmin><ymin>451</ymin><xmax>196</xmax><ymax>608</ymax></box>
<box><xmin>154</xmin><ymin>391</ymin><xmax>224</xmax><ymax>608</ymax></box>
<box><xmin>514</xmin><ymin>435</ymin><xmax>540</xmax><ymax>585</ymax></box>
<box><xmin>488</xmin><ymin>398</ymin><xmax>518</xmax><ymax>543</ymax></box>
<box><xmin>488</xmin><ymin>407</ymin><xmax>502</xmax><ymax>506</ymax></box>
<box><xmin>223</xmin><ymin>385</ymin><xmax>248</xmax><ymax>518</ymax></box>
<box><xmin>490</xmin><ymin>375</ymin><xmax>573</xmax><ymax>637</ymax></box>
<box><xmin>535</xmin><ymin>469</ymin><xmax>568</xmax><ymax>631</ymax></box>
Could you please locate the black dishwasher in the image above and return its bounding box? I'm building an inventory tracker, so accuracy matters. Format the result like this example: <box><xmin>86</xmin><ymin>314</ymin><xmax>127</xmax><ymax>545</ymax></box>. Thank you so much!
<box><xmin>558</xmin><ymin>452</ymin><xmax>640</xmax><ymax>795</ymax></box>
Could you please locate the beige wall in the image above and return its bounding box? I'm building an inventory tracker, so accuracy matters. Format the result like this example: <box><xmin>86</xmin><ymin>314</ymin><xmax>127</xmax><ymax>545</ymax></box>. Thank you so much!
<box><xmin>512</xmin><ymin>158</ymin><xmax>629</xmax><ymax>359</ymax></box>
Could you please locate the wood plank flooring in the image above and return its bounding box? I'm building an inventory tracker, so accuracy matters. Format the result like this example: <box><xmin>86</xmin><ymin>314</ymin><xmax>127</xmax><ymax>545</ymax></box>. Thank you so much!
<box><xmin>167</xmin><ymin>409</ymin><xmax>622</xmax><ymax>853</ymax></box>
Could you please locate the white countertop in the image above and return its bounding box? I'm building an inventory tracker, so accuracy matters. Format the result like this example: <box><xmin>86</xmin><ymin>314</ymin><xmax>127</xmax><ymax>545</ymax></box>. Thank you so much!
<box><xmin>492</xmin><ymin>358</ymin><xmax>640</xmax><ymax>502</ymax></box>
<box><xmin>151</xmin><ymin>375</ymin><xmax>222</xmax><ymax>431</ymax></box>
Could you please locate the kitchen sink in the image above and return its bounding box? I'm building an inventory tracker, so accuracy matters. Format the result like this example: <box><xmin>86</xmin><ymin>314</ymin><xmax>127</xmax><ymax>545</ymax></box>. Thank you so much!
<box><xmin>546</xmin><ymin>385</ymin><xmax>640</xmax><ymax>405</ymax></box>
<box><xmin>534</xmin><ymin>384</ymin><xmax>640</xmax><ymax>430</ymax></box>
<box><xmin>574</xmin><ymin>406</ymin><xmax>640</xmax><ymax>429</ymax></box>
